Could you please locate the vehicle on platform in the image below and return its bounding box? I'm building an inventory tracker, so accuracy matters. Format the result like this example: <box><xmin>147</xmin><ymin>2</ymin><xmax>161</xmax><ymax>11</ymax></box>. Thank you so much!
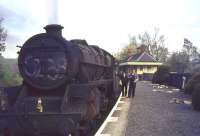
<box><xmin>0</xmin><ymin>24</ymin><xmax>120</xmax><ymax>136</ymax></box>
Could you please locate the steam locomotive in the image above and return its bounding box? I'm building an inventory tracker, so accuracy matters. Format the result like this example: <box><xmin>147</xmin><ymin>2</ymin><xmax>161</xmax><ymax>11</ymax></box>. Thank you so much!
<box><xmin>0</xmin><ymin>24</ymin><xmax>120</xmax><ymax>136</ymax></box>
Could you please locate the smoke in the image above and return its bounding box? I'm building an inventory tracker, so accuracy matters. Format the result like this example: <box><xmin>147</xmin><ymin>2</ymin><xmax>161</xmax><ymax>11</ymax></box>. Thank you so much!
<box><xmin>47</xmin><ymin>0</ymin><xmax>59</xmax><ymax>24</ymax></box>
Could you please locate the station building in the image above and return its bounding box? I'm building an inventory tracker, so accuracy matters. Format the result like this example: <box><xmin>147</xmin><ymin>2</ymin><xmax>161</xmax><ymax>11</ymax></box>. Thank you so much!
<box><xmin>119</xmin><ymin>45</ymin><xmax>162</xmax><ymax>80</ymax></box>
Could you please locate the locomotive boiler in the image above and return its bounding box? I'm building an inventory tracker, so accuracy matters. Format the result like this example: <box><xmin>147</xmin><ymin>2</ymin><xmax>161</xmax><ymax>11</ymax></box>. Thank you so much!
<box><xmin>0</xmin><ymin>24</ymin><xmax>119</xmax><ymax>136</ymax></box>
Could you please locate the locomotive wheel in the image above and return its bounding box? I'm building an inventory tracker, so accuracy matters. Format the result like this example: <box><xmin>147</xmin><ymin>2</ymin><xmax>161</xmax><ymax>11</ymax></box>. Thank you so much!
<box><xmin>78</xmin><ymin>119</ymin><xmax>98</xmax><ymax>136</ymax></box>
<box><xmin>58</xmin><ymin>118</ymin><xmax>76</xmax><ymax>136</ymax></box>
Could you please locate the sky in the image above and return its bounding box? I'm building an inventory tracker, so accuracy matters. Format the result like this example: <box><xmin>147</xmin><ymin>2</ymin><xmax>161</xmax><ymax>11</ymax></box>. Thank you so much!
<box><xmin>0</xmin><ymin>0</ymin><xmax>200</xmax><ymax>58</ymax></box>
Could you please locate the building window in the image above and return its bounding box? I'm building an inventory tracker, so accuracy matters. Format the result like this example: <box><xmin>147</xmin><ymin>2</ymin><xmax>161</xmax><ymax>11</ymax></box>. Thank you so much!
<box><xmin>140</xmin><ymin>66</ymin><xmax>143</xmax><ymax>71</ymax></box>
<box><xmin>147</xmin><ymin>66</ymin><xmax>151</xmax><ymax>69</ymax></box>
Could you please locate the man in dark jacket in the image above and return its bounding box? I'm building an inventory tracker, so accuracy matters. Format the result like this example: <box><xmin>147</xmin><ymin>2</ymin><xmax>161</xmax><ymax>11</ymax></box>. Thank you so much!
<box><xmin>119</xmin><ymin>72</ymin><xmax>128</xmax><ymax>97</ymax></box>
<box><xmin>128</xmin><ymin>72</ymin><xmax>138</xmax><ymax>98</ymax></box>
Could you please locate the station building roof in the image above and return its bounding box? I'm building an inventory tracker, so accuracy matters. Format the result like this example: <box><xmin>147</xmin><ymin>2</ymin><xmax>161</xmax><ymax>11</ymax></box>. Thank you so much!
<box><xmin>120</xmin><ymin>51</ymin><xmax>162</xmax><ymax>66</ymax></box>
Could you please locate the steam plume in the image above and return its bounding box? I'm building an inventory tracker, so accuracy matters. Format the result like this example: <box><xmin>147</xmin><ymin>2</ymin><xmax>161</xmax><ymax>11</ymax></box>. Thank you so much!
<box><xmin>48</xmin><ymin>0</ymin><xmax>59</xmax><ymax>24</ymax></box>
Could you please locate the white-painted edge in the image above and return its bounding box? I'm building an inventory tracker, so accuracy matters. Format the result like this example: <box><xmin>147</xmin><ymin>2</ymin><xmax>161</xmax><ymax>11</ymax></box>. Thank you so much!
<box><xmin>94</xmin><ymin>93</ymin><xmax>122</xmax><ymax>136</ymax></box>
<box><xmin>108</xmin><ymin>117</ymin><xmax>119</xmax><ymax>122</ymax></box>
<box><xmin>115</xmin><ymin>107</ymin><xmax>122</xmax><ymax>111</ymax></box>
<box><xmin>118</xmin><ymin>101</ymin><xmax>125</xmax><ymax>104</ymax></box>
<box><xmin>99</xmin><ymin>134</ymin><xmax>111</xmax><ymax>136</ymax></box>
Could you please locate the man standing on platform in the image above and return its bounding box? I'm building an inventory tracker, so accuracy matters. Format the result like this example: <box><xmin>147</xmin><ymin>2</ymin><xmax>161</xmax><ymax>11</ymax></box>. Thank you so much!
<box><xmin>120</xmin><ymin>72</ymin><xmax>128</xmax><ymax>97</ymax></box>
<box><xmin>128</xmin><ymin>71</ymin><xmax>138</xmax><ymax>98</ymax></box>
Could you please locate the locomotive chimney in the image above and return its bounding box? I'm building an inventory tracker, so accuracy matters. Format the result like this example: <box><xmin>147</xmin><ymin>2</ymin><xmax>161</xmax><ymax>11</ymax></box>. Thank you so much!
<box><xmin>44</xmin><ymin>24</ymin><xmax>64</xmax><ymax>37</ymax></box>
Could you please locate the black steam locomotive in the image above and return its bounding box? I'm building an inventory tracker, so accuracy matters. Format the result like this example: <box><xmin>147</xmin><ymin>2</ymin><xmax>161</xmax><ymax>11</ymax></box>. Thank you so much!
<box><xmin>0</xmin><ymin>25</ymin><xmax>119</xmax><ymax>136</ymax></box>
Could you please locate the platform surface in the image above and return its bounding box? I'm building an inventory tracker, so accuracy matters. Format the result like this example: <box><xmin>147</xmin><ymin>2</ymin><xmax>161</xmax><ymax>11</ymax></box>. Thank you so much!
<box><xmin>100</xmin><ymin>81</ymin><xmax>200</xmax><ymax>136</ymax></box>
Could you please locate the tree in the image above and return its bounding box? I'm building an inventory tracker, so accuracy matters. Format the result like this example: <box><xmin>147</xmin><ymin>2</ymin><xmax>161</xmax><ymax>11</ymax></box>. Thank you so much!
<box><xmin>183</xmin><ymin>38</ymin><xmax>199</xmax><ymax>61</ymax></box>
<box><xmin>138</xmin><ymin>28</ymin><xmax>168</xmax><ymax>62</ymax></box>
<box><xmin>114</xmin><ymin>36</ymin><xmax>138</xmax><ymax>62</ymax></box>
<box><xmin>0</xmin><ymin>18</ymin><xmax>7</xmax><ymax>82</ymax></box>
<box><xmin>167</xmin><ymin>51</ymin><xmax>189</xmax><ymax>73</ymax></box>
<box><xmin>166</xmin><ymin>38</ymin><xmax>200</xmax><ymax>73</ymax></box>
<box><xmin>0</xmin><ymin>18</ymin><xmax>7</xmax><ymax>55</ymax></box>
<box><xmin>115</xmin><ymin>28</ymin><xmax>168</xmax><ymax>62</ymax></box>
<box><xmin>1</xmin><ymin>64</ymin><xmax>22</xmax><ymax>85</ymax></box>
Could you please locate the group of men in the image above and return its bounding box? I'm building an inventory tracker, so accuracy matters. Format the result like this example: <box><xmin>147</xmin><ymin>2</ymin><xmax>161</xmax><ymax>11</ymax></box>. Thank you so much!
<box><xmin>118</xmin><ymin>71</ymin><xmax>138</xmax><ymax>98</ymax></box>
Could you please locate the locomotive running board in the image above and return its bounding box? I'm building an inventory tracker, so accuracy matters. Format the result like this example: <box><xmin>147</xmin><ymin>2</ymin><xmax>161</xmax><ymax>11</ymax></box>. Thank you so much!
<box><xmin>74</xmin><ymin>79</ymin><xmax>113</xmax><ymax>86</ymax></box>
<box><xmin>0</xmin><ymin>112</ymin><xmax>81</xmax><ymax>117</ymax></box>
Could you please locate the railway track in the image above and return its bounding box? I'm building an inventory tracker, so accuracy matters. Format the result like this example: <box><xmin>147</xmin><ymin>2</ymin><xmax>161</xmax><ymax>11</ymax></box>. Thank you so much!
<box><xmin>94</xmin><ymin>93</ymin><xmax>122</xmax><ymax>136</ymax></box>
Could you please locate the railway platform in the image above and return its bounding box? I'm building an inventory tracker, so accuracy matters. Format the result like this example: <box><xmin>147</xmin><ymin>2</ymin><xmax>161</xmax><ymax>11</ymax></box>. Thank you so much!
<box><xmin>95</xmin><ymin>81</ymin><xmax>200</xmax><ymax>136</ymax></box>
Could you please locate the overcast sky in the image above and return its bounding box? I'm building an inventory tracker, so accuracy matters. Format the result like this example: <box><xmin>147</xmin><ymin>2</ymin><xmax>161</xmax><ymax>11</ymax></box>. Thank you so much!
<box><xmin>0</xmin><ymin>0</ymin><xmax>200</xmax><ymax>58</ymax></box>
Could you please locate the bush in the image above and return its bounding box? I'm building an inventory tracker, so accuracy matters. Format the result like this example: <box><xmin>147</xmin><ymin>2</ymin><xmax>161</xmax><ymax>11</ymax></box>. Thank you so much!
<box><xmin>152</xmin><ymin>65</ymin><xmax>170</xmax><ymax>84</ymax></box>
<box><xmin>184</xmin><ymin>73</ymin><xmax>200</xmax><ymax>94</ymax></box>
<box><xmin>0</xmin><ymin>64</ymin><xmax>22</xmax><ymax>86</ymax></box>
<box><xmin>192</xmin><ymin>84</ymin><xmax>200</xmax><ymax>111</ymax></box>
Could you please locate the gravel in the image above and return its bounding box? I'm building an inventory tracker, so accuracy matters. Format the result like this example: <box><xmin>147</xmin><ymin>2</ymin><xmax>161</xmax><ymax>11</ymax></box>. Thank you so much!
<box><xmin>125</xmin><ymin>81</ymin><xmax>200</xmax><ymax>136</ymax></box>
